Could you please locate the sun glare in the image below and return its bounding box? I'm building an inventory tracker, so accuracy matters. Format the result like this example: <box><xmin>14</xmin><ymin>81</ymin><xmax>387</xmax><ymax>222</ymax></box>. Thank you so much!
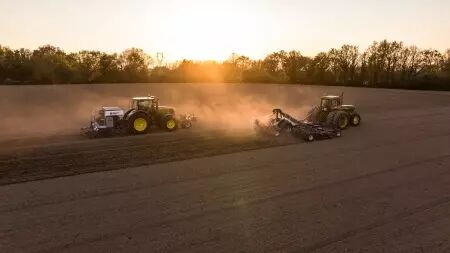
<box><xmin>145</xmin><ymin>0</ymin><xmax>271</xmax><ymax>61</ymax></box>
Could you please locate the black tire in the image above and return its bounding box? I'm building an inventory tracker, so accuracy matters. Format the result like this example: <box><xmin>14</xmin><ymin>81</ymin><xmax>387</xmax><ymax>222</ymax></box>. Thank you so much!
<box><xmin>304</xmin><ymin>132</ymin><xmax>315</xmax><ymax>142</ymax></box>
<box><xmin>306</xmin><ymin>106</ymin><xmax>320</xmax><ymax>123</ymax></box>
<box><xmin>350</xmin><ymin>113</ymin><xmax>361</xmax><ymax>126</ymax></box>
<box><xmin>332</xmin><ymin>111</ymin><xmax>350</xmax><ymax>130</ymax></box>
<box><xmin>128</xmin><ymin>112</ymin><xmax>150</xmax><ymax>134</ymax></box>
<box><xmin>123</xmin><ymin>108</ymin><xmax>135</xmax><ymax>121</ymax></box>
<box><xmin>161</xmin><ymin>115</ymin><xmax>178</xmax><ymax>131</ymax></box>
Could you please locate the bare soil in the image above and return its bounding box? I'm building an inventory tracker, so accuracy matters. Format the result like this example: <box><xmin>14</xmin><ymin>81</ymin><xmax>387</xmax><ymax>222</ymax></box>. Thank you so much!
<box><xmin>1</xmin><ymin>84</ymin><xmax>450</xmax><ymax>252</ymax></box>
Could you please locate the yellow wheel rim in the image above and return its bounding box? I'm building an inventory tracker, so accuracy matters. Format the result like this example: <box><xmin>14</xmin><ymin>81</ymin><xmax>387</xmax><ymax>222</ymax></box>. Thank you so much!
<box><xmin>166</xmin><ymin>119</ymin><xmax>176</xmax><ymax>129</ymax></box>
<box><xmin>133</xmin><ymin>118</ymin><xmax>147</xmax><ymax>132</ymax></box>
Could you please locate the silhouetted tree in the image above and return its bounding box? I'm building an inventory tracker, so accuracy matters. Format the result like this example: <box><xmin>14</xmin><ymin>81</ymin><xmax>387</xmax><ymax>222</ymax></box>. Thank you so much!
<box><xmin>119</xmin><ymin>48</ymin><xmax>152</xmax><ymax>82</ymax></box>
<box><xmin>443</xmin><ymin>49</ymin><xmax>450</xmax><ymax>78</ymax></box>
<box><xmin>73</xmin><ymin>50</ymin><xmax>102</xmax><ymax>83</ymax></box>
<box><xmin>223</xmin><ymin>53</ymin><xmax>252</xmax><ymax>82</ymax></box>
<box><xmin>329</xmin><ymin>45</ymin><xmax>359</xmax><ymax>84</ymax></box>
<box><xmin>0</xmin><ymin>41</ymin><xmax>449</xmax><ymax>90</ymax></box>
<box><xmin>281</xmin><ymin>50</ymin><xmax>309</xmax><ymax>83</ymax></box>
<box><xmin>307</xmin><ymin>52</ymin><xmax>329</xmax><ymax>83</ymax></box>
<box><xmin>31</xmin><ymin>45</ymin><xmax>76</xmax><ymax>83</ymax></box>
<box><xmin>263</xmin><ymin>51</ymin><xmax>286</xmax><ymax>81</ymax></box>
<box><xmin>97</xmin><ymin>53</ymin><xmax>121</xmax><ymax>83</ymax></box>
<box><xmin>0</xmin><ymin>47</ymin><xmax>33</xmax><ymax>82</ymax></box>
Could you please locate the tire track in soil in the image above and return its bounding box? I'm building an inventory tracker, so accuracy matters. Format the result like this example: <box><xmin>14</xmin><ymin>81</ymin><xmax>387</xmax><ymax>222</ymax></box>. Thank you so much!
<box><xmin>1</xmin><ymin>111</ymin><xmax>450</xmax><ymax>186</ymax></box>
<box><xmin>37</xmin><ymin>154</ymin><xmax>450</xmax><ymax>253</ymax></box>
<box><xmin>297</xmin><ymin>195</ymin><xmax>450</xmax><ymax>253</ymax></box>
<box><xmin>1</xmin><ymin>132</ymin><xmax>449</xmax><ymax>213</ymax></box>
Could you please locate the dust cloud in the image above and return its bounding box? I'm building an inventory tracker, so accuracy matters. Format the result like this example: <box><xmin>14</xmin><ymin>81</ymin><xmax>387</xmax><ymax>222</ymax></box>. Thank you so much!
<box><xmin>0</xmin><ymin>83</ymin><xmax>322</xmax><ymax>140</ymax></box>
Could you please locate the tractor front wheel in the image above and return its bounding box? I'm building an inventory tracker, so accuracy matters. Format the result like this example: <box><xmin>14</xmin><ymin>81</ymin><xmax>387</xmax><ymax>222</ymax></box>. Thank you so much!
<box><xmin>350</xmin><ymin>113</ymin><xmax>361</xmax><ymax>126</ymax></box>
<box><xmin>162</xmin><ymin>116</ymin><xmax>178</xmax><ymax>131</ymax></box>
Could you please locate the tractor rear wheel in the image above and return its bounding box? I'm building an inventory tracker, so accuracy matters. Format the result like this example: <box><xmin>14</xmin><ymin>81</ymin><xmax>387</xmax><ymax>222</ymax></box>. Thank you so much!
<box><xmin>128</xmin><ymin>112</ymin><xmax>150</xmax><ymax>134</ymax></box>
<box><xmin>350</xmin><ymin>113</ymin><xmax>361</xmax><ymax>126</ymax></box>
<box><xmin>333</xmin><ymin>111</ymin><xmax>350</xmax><ymax>130</ymax></box>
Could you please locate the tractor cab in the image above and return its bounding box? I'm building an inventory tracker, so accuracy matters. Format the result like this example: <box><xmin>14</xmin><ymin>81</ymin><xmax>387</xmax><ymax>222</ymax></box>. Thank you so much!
<box><xmin>320</xmin><ymin>95</ymin><xmax>342</xmax><ymax>112</ymax></box>
<box><xmin>130</xmin><ymin>96</ymin><xmax>159</xmax><ymax>112</ymax></box>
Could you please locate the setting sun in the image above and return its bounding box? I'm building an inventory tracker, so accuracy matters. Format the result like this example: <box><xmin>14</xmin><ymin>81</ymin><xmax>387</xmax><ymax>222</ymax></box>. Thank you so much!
<box><xmin>144</xmin><ymin>0</ymin><xmax>273</xmax><ymax>60</ymax></box>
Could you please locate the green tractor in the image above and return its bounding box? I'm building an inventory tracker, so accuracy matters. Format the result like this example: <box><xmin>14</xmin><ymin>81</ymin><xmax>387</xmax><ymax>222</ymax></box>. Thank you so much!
<box><xmin>123</xmin><ymin>96</ymin><xmax>182</xmax><ymax>134</ymax></box>
<box><xmin>305</xmin><ymin>93</ymin><xmax>361</xmax><ymax>130</ymax></box>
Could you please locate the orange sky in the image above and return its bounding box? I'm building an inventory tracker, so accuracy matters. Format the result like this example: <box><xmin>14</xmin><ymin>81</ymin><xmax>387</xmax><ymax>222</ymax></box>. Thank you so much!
<box><xmin>1</xmin><ymin>0</ymin><xmax>449</xmax><ymax>61</ymax></box>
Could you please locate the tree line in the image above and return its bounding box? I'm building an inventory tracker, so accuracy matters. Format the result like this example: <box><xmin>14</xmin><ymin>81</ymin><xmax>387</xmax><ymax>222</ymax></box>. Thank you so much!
<box><xmin>1</xmin><ymin>40</ymin><xmax>449</xmax><ymax>90</ymax></box>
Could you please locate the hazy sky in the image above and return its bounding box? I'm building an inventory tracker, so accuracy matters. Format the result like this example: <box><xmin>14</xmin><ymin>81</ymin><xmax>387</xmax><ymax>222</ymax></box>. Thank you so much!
<box><xmin>1</xmin><ymin>0</ymin><xmax>449</xmax><ymax>61</ymax></box>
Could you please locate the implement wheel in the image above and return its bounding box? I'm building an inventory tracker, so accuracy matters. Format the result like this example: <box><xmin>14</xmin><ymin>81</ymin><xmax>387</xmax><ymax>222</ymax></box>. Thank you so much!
<box><xmin>305</xmin><ymin>133</ymin><xmax>315</xmax><ymax>142</ymax></box>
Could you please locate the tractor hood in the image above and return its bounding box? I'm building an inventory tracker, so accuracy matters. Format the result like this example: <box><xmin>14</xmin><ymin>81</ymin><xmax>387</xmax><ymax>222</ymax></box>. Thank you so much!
<box><xmin>340</xmin><ymin>105</ymin><xmax>355</xmax><ymax>111</ymax></box>
<box><xmin>158</xmin><ymin>105</ymin><xmax>175</xmax><ymax>110</ymax></box>
<box><xmin>157</xmin><ymin>106</ymin><xmax>176</xmax><ymax>115</ymax></box>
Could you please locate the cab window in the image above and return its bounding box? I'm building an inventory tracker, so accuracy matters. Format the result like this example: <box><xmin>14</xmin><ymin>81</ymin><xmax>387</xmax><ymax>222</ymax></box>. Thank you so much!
<box><xmin>137</xmin><ymin>100</ymin><xmax>150</xmax><ymax>110</ymax></box>
<box><xmin>331</xmin><ymin>99</ymin><xmax>339</xmax><ymax>108</ymax></box>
